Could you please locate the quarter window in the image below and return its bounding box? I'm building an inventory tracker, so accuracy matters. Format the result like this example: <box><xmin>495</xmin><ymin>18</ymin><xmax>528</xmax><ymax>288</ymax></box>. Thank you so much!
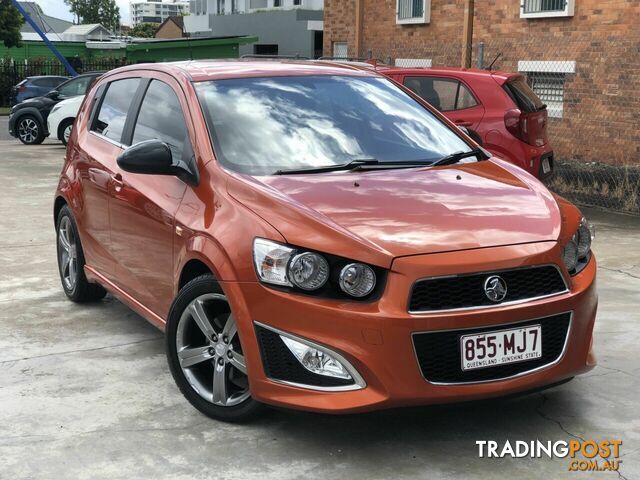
<box><xmin>132</xmin><ymin>80</ymin><xmax>189</xmax><ymax>161</ymax></box>
<box><xmin>92</xmin><ymin>78</ymin><xmax>141</xmax><ymax>143</ymax></box>
<box><xmin>403</xmin><ymin>77</ymin><xmax>478</xmax><ymax>112</ymax></box>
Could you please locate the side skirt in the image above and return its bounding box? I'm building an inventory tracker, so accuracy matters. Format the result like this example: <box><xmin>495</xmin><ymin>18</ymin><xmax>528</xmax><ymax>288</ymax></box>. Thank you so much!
<box><xmin>84</xmin><ymin>265</ymin><xmax>167</xmax><ymax>331</ymax></box>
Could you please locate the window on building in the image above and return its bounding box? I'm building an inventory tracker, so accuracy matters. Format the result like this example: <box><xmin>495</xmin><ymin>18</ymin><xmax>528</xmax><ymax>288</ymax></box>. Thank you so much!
<box><xmin>273</xmin><ymin>0</ymin><xmax>282</xmax><ymax>6</ymax></box>
<box><xmin>517</xmin><ymin>60</ymin><xmax>575</xmax><ymax>118</ymax></box>
<box><xmin>217</xmin><ymin>0</ymin><xmax>225</xmax><ymax>14</ymax></box>
<box><xmin>231</xmin><ymin>0</ymin><xmax>238</xmax><ymax>13</ymax></box>
<box><xmin>520</xmin><ymin>0</ymin><xmax>575</xmax><ymax>18</ymax></box>
<box><xmin>396</xmin><ymin>0</ymin><xmax>430</xmax><ymax>25</ymax></box>
<box><xmin>403</xmin><ymin>77</ymin><xmax>478</xmax><ymax>112</ymax></box>
<box><xmin>522</xmin><ymin>72</ymin><xmax>565</xmax><ymax>118</ymax></box>
<box><xmin>332</xmin><ymin>42</ymin><xmax>348</xmax><ymax>59</ymax></box>
<box><xmin>92</xmin><ymin>78</ymin><xmax>141</xmax><ymax>143</ymax></box>
<box><xmin>132</xmin><ymin>80</ymin><xmax>189</xmax><ymax>160</ymax></box>
<box><xmin>294</xmin><ymin>0</ymin><xmax>302</xmax><ymax>5</ymax></box>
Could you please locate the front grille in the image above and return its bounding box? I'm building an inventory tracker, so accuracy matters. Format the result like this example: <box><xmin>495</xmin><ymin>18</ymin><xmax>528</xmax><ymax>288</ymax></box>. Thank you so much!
<box><xmin>409</xmin><ymin>265</ymin><xmax>567</xmax><ymax>312</ymax></box>
<box><xmin>255</xmin><ymin>325</ymin><xmax>354</xmax><ymax>388</ymax></box>
<box><xmin>412</xmin><ymin>312</ymin><xmax>571</xmax><ymax>384</ymax></box>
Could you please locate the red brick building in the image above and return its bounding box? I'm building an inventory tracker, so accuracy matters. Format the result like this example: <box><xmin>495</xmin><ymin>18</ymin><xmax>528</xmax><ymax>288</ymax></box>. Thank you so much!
<box><xmin>323</xmin><ymin>0</ymin><xmax>640</xmax><ymax>166</ymax></box>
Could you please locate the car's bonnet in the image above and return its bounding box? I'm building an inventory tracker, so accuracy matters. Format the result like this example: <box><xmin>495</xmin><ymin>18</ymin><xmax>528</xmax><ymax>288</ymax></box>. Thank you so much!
<box><xmin>227</xmin><ymin>159</ymin><xmax>561</xmax><ymax>267</ymax></box>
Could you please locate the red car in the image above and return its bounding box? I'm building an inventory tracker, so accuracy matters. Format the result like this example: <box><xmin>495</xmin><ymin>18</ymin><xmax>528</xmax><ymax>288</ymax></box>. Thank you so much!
<box><xmin>379</xmin><ymin>67</ymin><xmax>553</xmax><ymax>179</ymax></box>
<box><xmin>54</xmin><ymin>61</ymin><xmax>596</xmax><ymax>422</ymax></box>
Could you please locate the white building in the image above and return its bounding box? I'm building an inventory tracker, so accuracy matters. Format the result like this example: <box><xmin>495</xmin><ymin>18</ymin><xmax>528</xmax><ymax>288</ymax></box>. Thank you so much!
<box><xmin>185</xmin><ymin>0</ymin><xmax>323</xmax><ymax>58</ymax></box>
<box><xmin>130</xmin><ymin>0</ymin><xmax>190</xmax><ymax>25</ymax></box>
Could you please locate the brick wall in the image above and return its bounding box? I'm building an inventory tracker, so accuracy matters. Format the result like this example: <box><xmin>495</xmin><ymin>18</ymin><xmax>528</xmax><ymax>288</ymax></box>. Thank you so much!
<box><xmin>323</xmin><ymin>0</ymin><xmax>640</xmax><ymax>165</ymax></box>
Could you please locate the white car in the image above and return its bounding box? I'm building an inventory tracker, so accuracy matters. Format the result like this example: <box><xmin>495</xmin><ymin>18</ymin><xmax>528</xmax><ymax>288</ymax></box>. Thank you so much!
<box><xmin>47</xmin><ymin>95</ymin><xmax>85</xmax><ymax>145</ymax></box>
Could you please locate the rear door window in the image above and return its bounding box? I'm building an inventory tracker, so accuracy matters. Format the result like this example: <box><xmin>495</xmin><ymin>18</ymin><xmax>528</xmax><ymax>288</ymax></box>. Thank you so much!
<box><xmin>403</xmin><ymin>76</ymin><xmax>478</xmax><ymax>111</ymax></box>
<box><xmin>131</xmin><ymin>80</ymin><xmax>189</xmax><ymax>161</ymax></box>
<box><xmin>503</xmin><ymin>77</ymin><xmax>545</xmax><ymax>112</ymax></box>
<box><xmin>92</xmin><ymin>78</ymin><xmax>141</xmax><ymax>143</ymax></box>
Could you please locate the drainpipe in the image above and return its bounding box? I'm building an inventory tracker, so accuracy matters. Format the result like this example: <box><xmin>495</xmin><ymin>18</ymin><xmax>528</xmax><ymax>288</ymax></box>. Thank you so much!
<box><xmin>355</xmin><ymin>0</ymin><xmax>364</xmax><ymax>58</ymax></box>
<box><xmin>461</xmin><ymin>0</ymin><xmax>474</xmax><ymax>68</ymax></box>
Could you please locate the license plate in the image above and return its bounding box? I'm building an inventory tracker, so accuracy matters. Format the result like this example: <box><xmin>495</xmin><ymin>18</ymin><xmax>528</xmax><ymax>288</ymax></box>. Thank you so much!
<box><xmin>460</xmin><ymin>325</ymin><xmax>542</xmax><ymax>371</ymax></box>
<box><xmin>542</xmin><ymin>157</ymin><xmax>551</xmax><ymax>174</ymax></box>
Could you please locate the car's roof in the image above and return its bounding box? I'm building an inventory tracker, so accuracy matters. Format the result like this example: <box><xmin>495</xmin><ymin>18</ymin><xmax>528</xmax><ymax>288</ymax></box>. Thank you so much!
<box><xmin>107</xmin><ymin>60</ymin><xmax>379</xmax><ymax>82</ymax></box>
<box><xmin>27</xmin><ymin>75</ymin><xmax>68</xmax><ymax>80</ymax></box>
<box><xmin>378</xmin><ymin>66</ymin><xmax>519</xmax><ymax>84</ymax></box>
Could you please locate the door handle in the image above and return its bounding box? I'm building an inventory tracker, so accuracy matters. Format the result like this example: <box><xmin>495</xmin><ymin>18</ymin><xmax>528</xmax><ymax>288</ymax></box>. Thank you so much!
<box><xmin>111</xmin><ymin>173</ymin><xmax>124</xmax><ymax>193</ymax></box>
<box><xmin>454</xmin><ymin>120</ymin><xmax>473</xmax><ymax>127</ymax></box>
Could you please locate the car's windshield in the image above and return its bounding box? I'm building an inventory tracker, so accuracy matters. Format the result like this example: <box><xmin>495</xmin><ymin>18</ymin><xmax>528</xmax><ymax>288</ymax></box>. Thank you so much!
<box><xmin>195</xmin><ymin>75</ymin><xmax>473</xmax><ymax>175</ymax></box>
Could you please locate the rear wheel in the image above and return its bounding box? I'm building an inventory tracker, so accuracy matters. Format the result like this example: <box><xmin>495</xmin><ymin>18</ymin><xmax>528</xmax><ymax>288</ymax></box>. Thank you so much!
<box><xmin>56</xmin><ymin>205</ymin><xmax>107</xmax><ymax>302</ymax></box>
<box><xmin>166</xmin><ymin>275</ymin><xmax>264</xmax><ymax>422</ymax></box>
<box><xmin>16</xmin><ymin>115</ymin><xmax>45</xmax><ymax>145</ymax></box>
<box><xmin>58</xmin><ymin>118</ymin><xmax>74</xmax><ymax>146</ymax></box>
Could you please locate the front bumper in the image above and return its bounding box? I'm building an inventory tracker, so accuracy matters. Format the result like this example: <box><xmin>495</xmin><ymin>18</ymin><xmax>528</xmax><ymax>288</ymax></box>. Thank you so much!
<box><xmin>8</xmin><ymin>114</ymin><xmax>16</xmax><ymax>138</ymax></box>
<box><xmin>222</xmin><ymin>241</ymin><xmax>597</xmax><ymax>414</ymax></box>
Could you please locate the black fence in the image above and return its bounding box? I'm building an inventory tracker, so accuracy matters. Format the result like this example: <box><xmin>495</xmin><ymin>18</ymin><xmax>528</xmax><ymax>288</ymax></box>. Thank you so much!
<box><xmin>0</xmin><ymin>58</ymin><xmax>129</xmax><ymax>107</ymax></box>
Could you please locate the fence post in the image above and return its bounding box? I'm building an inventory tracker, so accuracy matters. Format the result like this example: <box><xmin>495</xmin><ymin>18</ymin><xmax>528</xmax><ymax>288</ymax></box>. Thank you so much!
<box><xmin>461</xmin><ymin>0</ymin><xmax>474</xmax><ymax>68</ymax></box>
<box><xmin>477</xmin><ymin>42</ymin><xmax>485</xmax><ymax>69</ymax></box>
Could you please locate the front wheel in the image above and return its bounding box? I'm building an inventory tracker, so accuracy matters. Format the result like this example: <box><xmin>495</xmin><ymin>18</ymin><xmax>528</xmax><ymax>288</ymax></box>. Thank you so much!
<box><xmin>166</xmin><ymin>275</ymin><xmax>264</xmax><ymax>422</ymax></box>
<box><xmin>16</xmin><ymin>115</ymin><xmax>45</xmax><ymax>145</ymax></box>
<box><xmin>58</xmin><ymin>118</ymin><xmax>74</xmax><ymax>146</ymax></box>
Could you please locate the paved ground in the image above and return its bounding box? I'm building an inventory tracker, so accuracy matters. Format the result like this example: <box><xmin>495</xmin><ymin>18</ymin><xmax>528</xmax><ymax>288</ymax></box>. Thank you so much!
<box><xmin>1</xmin><ymin>116</ymin><xmax>12</xmax><ymax>141</ymax></box>
<box><xmin>1</xmin><ymin>139</ymin><xmax>638</xmax><ymax>480</ymax></box>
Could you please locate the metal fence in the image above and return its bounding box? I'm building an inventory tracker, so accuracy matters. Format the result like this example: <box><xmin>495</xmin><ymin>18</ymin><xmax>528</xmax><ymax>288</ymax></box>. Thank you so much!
<box><xmin>0</xmin><ymin>57</ymin><xmax>129</xmax><ymax>107</ymax></box>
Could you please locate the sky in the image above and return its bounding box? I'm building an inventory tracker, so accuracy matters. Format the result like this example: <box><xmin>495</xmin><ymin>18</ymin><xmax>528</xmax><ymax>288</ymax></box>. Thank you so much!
<box><xmin>36</xmin><ymin>0</ymin><xmax>132</xmax><ymax>25</ymax></box>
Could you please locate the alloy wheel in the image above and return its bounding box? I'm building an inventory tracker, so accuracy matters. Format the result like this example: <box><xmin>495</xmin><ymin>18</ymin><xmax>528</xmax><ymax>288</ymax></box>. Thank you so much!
<box><xmin>176</xmin><ymin>293</ymin><xmax>250</xmax><ymax>407</ymax></box>
<box><xmin>18</xmin><ymin>118</ymin><xmax>39</xmax><ymax>144</ymax></box>
<box><xmin>57</xmin><ymin>216</ymin><xmax>78</xmax><ymax>290</ymax></box>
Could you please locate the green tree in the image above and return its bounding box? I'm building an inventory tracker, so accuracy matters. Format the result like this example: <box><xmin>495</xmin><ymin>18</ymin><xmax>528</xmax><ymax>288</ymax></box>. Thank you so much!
<box><xmin>129</xmin><ymin>22</ymin><xmax>159</xmax><ymax>38</ymax></box>
<box><xmin>0</xmin><ymin>0</ymin><xmax>24</xmax><ymax>48</ymax></box>
<box><xmin>64</xmin><ymin>0</ymin><xmax>120</xmax><ymax>32</ymax></box>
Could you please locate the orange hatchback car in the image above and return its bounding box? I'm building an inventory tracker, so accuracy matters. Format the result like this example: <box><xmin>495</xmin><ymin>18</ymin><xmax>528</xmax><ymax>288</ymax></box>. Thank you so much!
<box><xmin>54</xmin><ymin>61</ymin><xmax>597</xmax><ymax>422</ymax></box>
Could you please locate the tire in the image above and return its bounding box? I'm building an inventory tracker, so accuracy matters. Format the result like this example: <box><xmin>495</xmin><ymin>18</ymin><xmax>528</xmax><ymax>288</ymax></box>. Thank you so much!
<box><xmin>58</xmin><ymin>118</ymin><xmax>74</xmax><ymax>146</ymax></box>
<box><xmin>16</xmin><ymin>114</ymin><xmax>45</xmax><ymax>145</ymax></box>
<box><xmin>56</xmin><ymin>205</ymin><xmax>107</xmax><ymax>302</ymax></box>
<box><xmin>166</xmin><ymin>274</ymin><xmax>264</xmax><ymax>422</ymax></box>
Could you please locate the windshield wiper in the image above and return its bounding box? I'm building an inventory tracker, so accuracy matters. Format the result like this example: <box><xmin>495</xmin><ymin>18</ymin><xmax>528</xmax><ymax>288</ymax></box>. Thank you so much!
<box><xmin>274</xmin><ymin>159</ymin><xmax>380</xmax><ymax>175</ymax></box>
<box><xmin>429</xmin><ymin>148</ymin><xmax>489</xmax><ymax>167</ymax></box>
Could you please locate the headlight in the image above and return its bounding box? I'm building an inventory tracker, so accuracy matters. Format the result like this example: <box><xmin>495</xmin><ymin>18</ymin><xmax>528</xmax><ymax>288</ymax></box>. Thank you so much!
<box><xmin>575</xmin><ymin>218</ymin><xmax>592</xmax><ymax>258</ymax></box>
<box><xmin>339</xmin><ymin>263</ymin><xmax>376</xmax><ymax>297</ymax></box>
<box><xmin>253</xmin><ymin>238</ymin><xmax>294</xmax><ymax>286</ymax></box>
<box><xmin>561</xmin><ymin>217</ymin><xmax>594</xmax><ymax>275</ymax></box>
<box><xmin>288</xmin><ymin>252</ymin><xmax>329</xmax><ymax>290</ymax></box>
<box><xmin>253</xmin><ymin>238</ymin><xmax>379</xmax><ymax>298</ymax></box>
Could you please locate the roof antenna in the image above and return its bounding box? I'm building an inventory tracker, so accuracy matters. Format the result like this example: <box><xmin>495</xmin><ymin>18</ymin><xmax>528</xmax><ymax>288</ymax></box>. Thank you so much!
<box><xmin>486</xmin><ymin>52</ymin><xmax>502</xmax><ymax>71</ymax></box>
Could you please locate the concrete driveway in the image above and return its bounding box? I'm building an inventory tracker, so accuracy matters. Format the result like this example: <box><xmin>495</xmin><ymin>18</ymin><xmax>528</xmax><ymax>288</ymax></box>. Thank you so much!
<box><xmin>1</xmin><ymin>139</ymin><xmax>638</xmax><ymax>480</ymax></box>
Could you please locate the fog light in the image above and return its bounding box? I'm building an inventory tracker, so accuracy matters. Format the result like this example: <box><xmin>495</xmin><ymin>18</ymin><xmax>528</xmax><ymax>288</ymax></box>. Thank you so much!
<box><xmin>280</xmin><ymin>335</ymin><xmax>352</xmax><ymax>380</ymax></box>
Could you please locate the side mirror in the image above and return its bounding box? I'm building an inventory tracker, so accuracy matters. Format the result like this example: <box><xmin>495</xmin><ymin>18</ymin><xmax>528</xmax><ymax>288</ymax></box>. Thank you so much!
<box><xmin>46</xmin><ymin>90</ymin><xmax>60</xmax><ymax>99</ymax></box>
<box><xmin>117</xmin><ymin>139</ymin><xmax>199</xmax><ymax>185</ymax></box>
<box><xmin>117</xmin><ymin>140</ymin><xmax>176</xmax><ymax>176</ymax></box>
